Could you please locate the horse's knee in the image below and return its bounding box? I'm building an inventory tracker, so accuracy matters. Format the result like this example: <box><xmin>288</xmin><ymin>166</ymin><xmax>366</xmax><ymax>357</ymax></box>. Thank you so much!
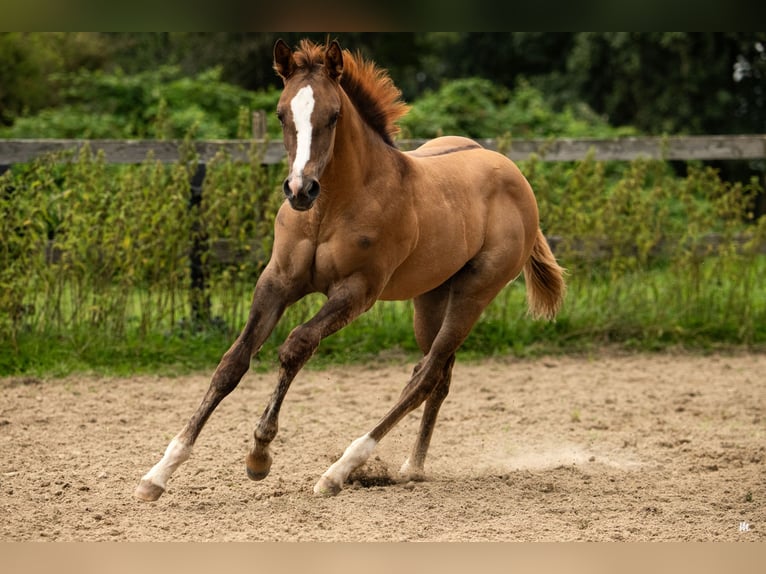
<box><xmin>435</xmin><ymin>358</ymin><xmax>455</xmax><ymax>393</ymax></box>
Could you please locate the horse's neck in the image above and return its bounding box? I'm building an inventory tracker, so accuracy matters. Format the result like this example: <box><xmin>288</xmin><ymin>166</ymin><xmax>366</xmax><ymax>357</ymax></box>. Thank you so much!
<box><xmin>323</xmin><ymin>94</ymin><xmax>399</xmax><ymax>194</ymax></box>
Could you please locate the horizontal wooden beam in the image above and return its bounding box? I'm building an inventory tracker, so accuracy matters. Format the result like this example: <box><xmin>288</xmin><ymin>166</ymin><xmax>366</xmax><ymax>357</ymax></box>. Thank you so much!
<box><xmin>1</xmin><ymin>134</ymin><xmax>764</xmax><ymax>165</ymax></box>
<box><xmin>0</xmin><ymin>139</ymin><xmax>284</xmax><ymax>165</ymax></box>
<box><xmin>472</xmin><ymin>134</ymin><xmax>766</xmax><ymax>162</ymax></box>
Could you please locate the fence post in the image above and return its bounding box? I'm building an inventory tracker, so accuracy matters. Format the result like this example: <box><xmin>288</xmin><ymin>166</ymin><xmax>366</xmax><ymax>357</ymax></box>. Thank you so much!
<box><xmin>252</xmin><ymin>110</ymin><xmax>266</xmax><ymax>140</ymax></box>
<box><xmin>189</xmin><ymin>163</ymin><xmax>211</xmax><ymax>325</ymax></box>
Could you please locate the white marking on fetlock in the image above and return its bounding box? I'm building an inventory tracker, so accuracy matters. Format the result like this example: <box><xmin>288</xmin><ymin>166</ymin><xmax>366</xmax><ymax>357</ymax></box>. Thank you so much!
<box><xmin>399</xmin><ymin>457</ymin><xmax>425</xmax><ymax>480</ymax></box>
<box><xmin>288</xmin><ymin>85</ymin><xmax>315</xmax><ymax>191</ymax></box>
<box><xmin>141</xmin><ymin>437</ymin><xmax>192</xmax><ymax>491</ymax></box>
<box><xmin>314</xmin><ymin>434</ymin><xmax>377</xmax><ymax>495</ymax></box>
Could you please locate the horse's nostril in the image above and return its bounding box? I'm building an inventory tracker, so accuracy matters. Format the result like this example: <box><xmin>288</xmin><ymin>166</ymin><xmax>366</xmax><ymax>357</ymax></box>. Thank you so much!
<box><xmin>306</xmin><ymin>179</ymin><xmax>320</xmax><ymax>199</ymax></box>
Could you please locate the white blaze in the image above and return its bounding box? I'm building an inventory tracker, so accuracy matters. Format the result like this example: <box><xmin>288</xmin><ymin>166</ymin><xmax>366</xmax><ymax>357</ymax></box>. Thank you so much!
<box><xmin>289</xmin><ymin>85</ymin><xmax>315</xmax><ymax>185</ymax></box>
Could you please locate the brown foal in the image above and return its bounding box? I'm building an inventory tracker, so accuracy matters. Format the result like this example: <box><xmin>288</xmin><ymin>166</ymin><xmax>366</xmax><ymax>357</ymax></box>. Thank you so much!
<box><xmin>135</xmin><ymin>38</ymin><xmax>565</xmax><ymax>501</ymax></box>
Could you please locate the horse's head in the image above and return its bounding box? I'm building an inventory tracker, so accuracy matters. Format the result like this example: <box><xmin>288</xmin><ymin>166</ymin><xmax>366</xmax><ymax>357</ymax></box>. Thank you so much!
<box><xmin>274</xmin><ymin>39</ymin><xmax>344</xmax><ymax>212</ymax></box>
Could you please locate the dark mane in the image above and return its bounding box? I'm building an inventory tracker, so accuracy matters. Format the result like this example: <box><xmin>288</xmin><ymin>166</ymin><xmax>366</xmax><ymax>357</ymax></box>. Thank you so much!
<box><xmin>289</xmin><ymin>39</ymin><xmax>410</xmax><ymax>147</ymax></box>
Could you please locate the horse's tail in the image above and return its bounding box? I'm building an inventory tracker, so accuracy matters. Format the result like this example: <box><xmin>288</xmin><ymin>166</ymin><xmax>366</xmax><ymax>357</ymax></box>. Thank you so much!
<box><xmin>523</xmin><ymin>228</ymin><xmax>567</xmax><ymax>320</ymax></box>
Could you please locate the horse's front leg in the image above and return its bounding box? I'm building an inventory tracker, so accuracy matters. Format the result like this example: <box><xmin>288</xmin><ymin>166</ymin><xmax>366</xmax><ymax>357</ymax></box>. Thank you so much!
<box><xmin>134</xmin><ymin>272</ymin><xmax>298</xmax><ymax>502</ymax></box>
<box><xmin>245</xmin><ymin>280</ymin><xmax>374</xmax><ymax>483</ymax></box>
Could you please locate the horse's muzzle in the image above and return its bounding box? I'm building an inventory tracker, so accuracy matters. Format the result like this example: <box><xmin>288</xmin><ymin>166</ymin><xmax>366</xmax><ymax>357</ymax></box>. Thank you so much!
<box><xmin>283</xmin><ymin>177</ymin><xmax>320</xmax><ymax>211</ymax></box>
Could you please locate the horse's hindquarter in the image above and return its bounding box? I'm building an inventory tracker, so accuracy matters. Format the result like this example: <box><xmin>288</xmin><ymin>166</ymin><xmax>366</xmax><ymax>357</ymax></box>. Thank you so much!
<box><xmin>379</xmin><ymin>143</ymin><xmax>539</xmax><ymax>301</ymax></box>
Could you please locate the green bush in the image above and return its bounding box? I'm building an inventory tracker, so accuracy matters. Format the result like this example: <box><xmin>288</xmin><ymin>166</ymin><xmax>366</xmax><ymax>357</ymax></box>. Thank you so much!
<box><xmin>0</xmin><ymin>67</ymin><xmax>273</xmax><ymax>140</ymax></box>
<box><xmin>398</xmin><ymin>77</ymin><xmax>637</xmax><ymax>139</ymax></box>
<box><xmin>1</xmin><ymin>146</ymin><xmax>764</xmax><ymax>376</ymax></box>
<box><xmin>2</xmin><ymin>71</ymin><xmax>632</xmax><ymax>142</ymax></box>
<box><xmin>201</xmin><ymin>144</ymin><xmax>285</xmax><ymax>330</ymax></box>
<box><xmin>0</xmin><ymin>32</ymin><xmax>109</xmax><ymax>125</ymax></box>
<box><xmin>516</xmin><ymin>155</ymin><xmax>766</xmax><ymax>348</ymax></box>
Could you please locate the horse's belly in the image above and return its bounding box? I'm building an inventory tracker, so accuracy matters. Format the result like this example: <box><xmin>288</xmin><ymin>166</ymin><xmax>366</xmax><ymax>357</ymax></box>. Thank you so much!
<box><xmin>378</xmin><ymin>269</ymin><xmax>454</xmax><ymax>301</ymax></box>
<box><xmin>377</xmin><ymin>243</ymin><xmax>473</xmax><ymax>301</ymax></box>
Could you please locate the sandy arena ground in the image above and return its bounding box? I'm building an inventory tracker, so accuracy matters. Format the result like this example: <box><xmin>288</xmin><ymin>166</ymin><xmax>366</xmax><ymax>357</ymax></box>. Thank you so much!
<box><xmin>1</xmin><ymin>352</ymin><xmax>764</xmax><ymax>541</ymax></box>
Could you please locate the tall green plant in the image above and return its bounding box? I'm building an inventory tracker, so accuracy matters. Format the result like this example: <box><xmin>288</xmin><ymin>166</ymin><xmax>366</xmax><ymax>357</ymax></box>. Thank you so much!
<box><xmin>0</xmin><ymin>168</ymin><xmax>48</xmax><ymax>351</ymax></box>
<box><xmin>1</xmin><ymin>149</ymin><xmax>764</xmax><ymax>376</ymax></box>
<box><xmin>201</xmin><ymin>141</ymin><xmax>285</xmax><ymax>334</ymax></box>
<box><xmin>0</xmin><ymin>66</ymin><xmax>264</xmax><ymax>139</ymax></box>
<box><xmin>516</xmin><ymin>156</ymin><xmax>766</xmax><ymax>347</ymax></box>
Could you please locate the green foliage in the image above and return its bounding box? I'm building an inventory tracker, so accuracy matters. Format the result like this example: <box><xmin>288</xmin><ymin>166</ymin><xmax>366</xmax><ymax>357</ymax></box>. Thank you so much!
<box><xmin>3</xmin><ymin>32</ymin><xmax>765</xmax><ymax>375</ymax></box>
<box><xmin>399</xmin><ymin>78</ymin><xmax>636</xmax><ymax>139</ymax></box>
<box><xmin>1</xmin><ymin>147</ymin><xmax>765</xmax><ymax>376</ymax></box>
<box><xmin>1</xmin><ymin>145</ymin><xmax>193</xmax><ymax>353</ymax></box>
<box><xmin>0</xmin><ymin>140</ymin><xmax>292</xmax><ymax>374</ymax></box>
<box><xmin>250</xmin><ymin>87</ymin><xmax>284</xmax><ymax>139</ymax></box>
<box><xmin>2</xmin><ymin>62</ymin><xmax>627</xmax><ymax>143</ymax></box>
<box><xmin>0</xmin><ymin>66</ymin><xmax>267</xmax><ymax>139</ymax></box>
<box><xmin>566</xmin><ymin>32</ymin><xmax>766</xmax><ymax>135</ymax></box>
<box><xmin>3</xmin><ymin>33</ymin><xmax>765</xmax><ymax>139</ymax></box>
<box><xmin>399</xmin><ymin>78</ymin><xmax>509</xmax><ymax>139</ymax></box>
<box><xmin>0</xmin><ymin>32</ymin><xmax>108</xmax><ymax>124</ymax></box>
<box><xmin>201</xmin><ymin>144</ymin><xmax>284</xmax><ymax>330</ymax></box>
<box><xmin>515</xmin><ymin>155</ymin><xmax>766</xmax><ymax>349</ymax></box>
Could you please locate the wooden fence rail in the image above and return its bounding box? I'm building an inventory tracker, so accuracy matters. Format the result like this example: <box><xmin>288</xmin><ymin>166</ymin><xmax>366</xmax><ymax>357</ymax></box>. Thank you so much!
<box><xmin>1</xmin><ymin>134</ymin><xmax>765</xmax><ymax>165</ymax></box>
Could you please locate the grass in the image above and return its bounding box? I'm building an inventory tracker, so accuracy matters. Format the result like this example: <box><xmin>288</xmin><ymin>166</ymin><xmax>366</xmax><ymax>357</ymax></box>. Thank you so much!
<box><xmin>3</xmin><ymin>255</ymin><xmax>765</xmax><ymax>377</ymax></box>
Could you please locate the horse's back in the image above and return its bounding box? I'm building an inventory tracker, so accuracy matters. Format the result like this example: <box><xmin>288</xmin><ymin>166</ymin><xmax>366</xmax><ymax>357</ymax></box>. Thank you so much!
<box><xmin>405</xmin><ymin>136</ymin><xmax>483</xmax><ymax>159</ymax></box>
<box><xmin>404</xmin><ymin>136</ymin><xmax>535</xmax><ymax>213</ymax></box>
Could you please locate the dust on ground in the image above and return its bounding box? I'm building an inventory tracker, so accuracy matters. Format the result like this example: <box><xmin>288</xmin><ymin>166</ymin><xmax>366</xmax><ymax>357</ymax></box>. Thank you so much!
<box><xmin>1</xmin><ymin>352</ymin><xmax>764</xmax><ymax>541</ymax></box>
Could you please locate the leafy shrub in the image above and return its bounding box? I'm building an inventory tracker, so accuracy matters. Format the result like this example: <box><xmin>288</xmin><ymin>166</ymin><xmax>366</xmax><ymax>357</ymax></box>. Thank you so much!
<box><xmin>1</xmin><ymin>145</ymin><xmax>764</xmax><ymax>375</ymax></box>
<box><xmin>398</xmin><ymin>77</ymin><xmax>637</xmax><ymax>139</ymax></box>
<box><xmin>0</xmin><ymin>67</ymin><xmax>272</xmax><ymax>140</ymax></box>
<box><xmin>514</xmin><ymin>155</ymin><xmax>766</xmax><ymax>348</ymax></box>
<box><xmin>0</xmin><ymin>32</ymin><xmax>109</xmax><ymax>125</ymax></box>
<box><xmin>201</xmin><ymin>144</ymin><xmax>284</xmax><ymax>329</ymax></box>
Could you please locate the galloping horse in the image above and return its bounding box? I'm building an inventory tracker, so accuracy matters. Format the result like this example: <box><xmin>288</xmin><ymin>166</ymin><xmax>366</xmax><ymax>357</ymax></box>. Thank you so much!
<box><xmin>135</xmin><ymin>39</ymin><xmax>565</xmax><ymax>500</ymax></box>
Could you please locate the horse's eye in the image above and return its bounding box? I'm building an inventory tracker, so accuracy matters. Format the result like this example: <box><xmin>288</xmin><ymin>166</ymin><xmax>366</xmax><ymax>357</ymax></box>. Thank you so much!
<box><xmin>329</xmin><ymin>111</ymin><xmax>339</xmax><ymax>127</ymax></box>
<box><xmin>276</xmin><ymin>111</ymin><xmax>285</xmax><ymax>126</ymax></box>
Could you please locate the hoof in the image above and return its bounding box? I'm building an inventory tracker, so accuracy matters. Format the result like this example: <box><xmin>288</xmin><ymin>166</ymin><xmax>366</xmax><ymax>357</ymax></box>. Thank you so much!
<box><xmin>246</xmin><ymin>450</ymin><xmax>272</xmax><ymax>481</ymax></box>
<box><xmin>398</xmin><ymin>458</ymin><xmax>426</xmax><ymax>482</ymax></box>
<box><xmin>134</xmin><ymin>479</ymin><xmax>165</xmax><ymax>502</ymax></box>
<box><xmin>313</xmin><ymin>475</ymin><xmax>342</xmax><ymax>497</ymax></box>
<box><xmin>246</xmin><ymin>466</ymin><xmax>270</xmax><ymax>481</ymax></box>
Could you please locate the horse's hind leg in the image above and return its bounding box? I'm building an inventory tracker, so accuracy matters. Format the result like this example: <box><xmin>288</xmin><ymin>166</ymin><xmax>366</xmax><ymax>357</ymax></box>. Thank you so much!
<box><xmin>134</xmin><ymin>274</ymin><xmax>291</xmax><ymax>502</ymax></box>
<box><xmin>314</xmin><ymin>257</ymin><xmax>514</xmax><ymax>496</ymax></box>
<box><xmin>399</xmin><ymin>285</ymin><xmax>453</xmax><ymax>481</ymax></box>
<box><xmin>399</xmin><ymin>354</ymin><xmax>455</xmax><ymax>480</ymax></box>
<box><xmin>312</xmin><ymin>328</ymin><xmax>465</xmax><ymax>497</ymax></box>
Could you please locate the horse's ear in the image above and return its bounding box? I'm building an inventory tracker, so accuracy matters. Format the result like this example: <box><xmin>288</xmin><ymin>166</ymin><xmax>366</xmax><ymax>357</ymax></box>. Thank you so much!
<box><xmin>324</xmin><ymin>40</ymin><xmax>343</xmax><ymax>81</ymax></box>
<box><xmin>274</xmin><ymin>39</ymin><xmax>296</xmax><ymax>81</ymax></box>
